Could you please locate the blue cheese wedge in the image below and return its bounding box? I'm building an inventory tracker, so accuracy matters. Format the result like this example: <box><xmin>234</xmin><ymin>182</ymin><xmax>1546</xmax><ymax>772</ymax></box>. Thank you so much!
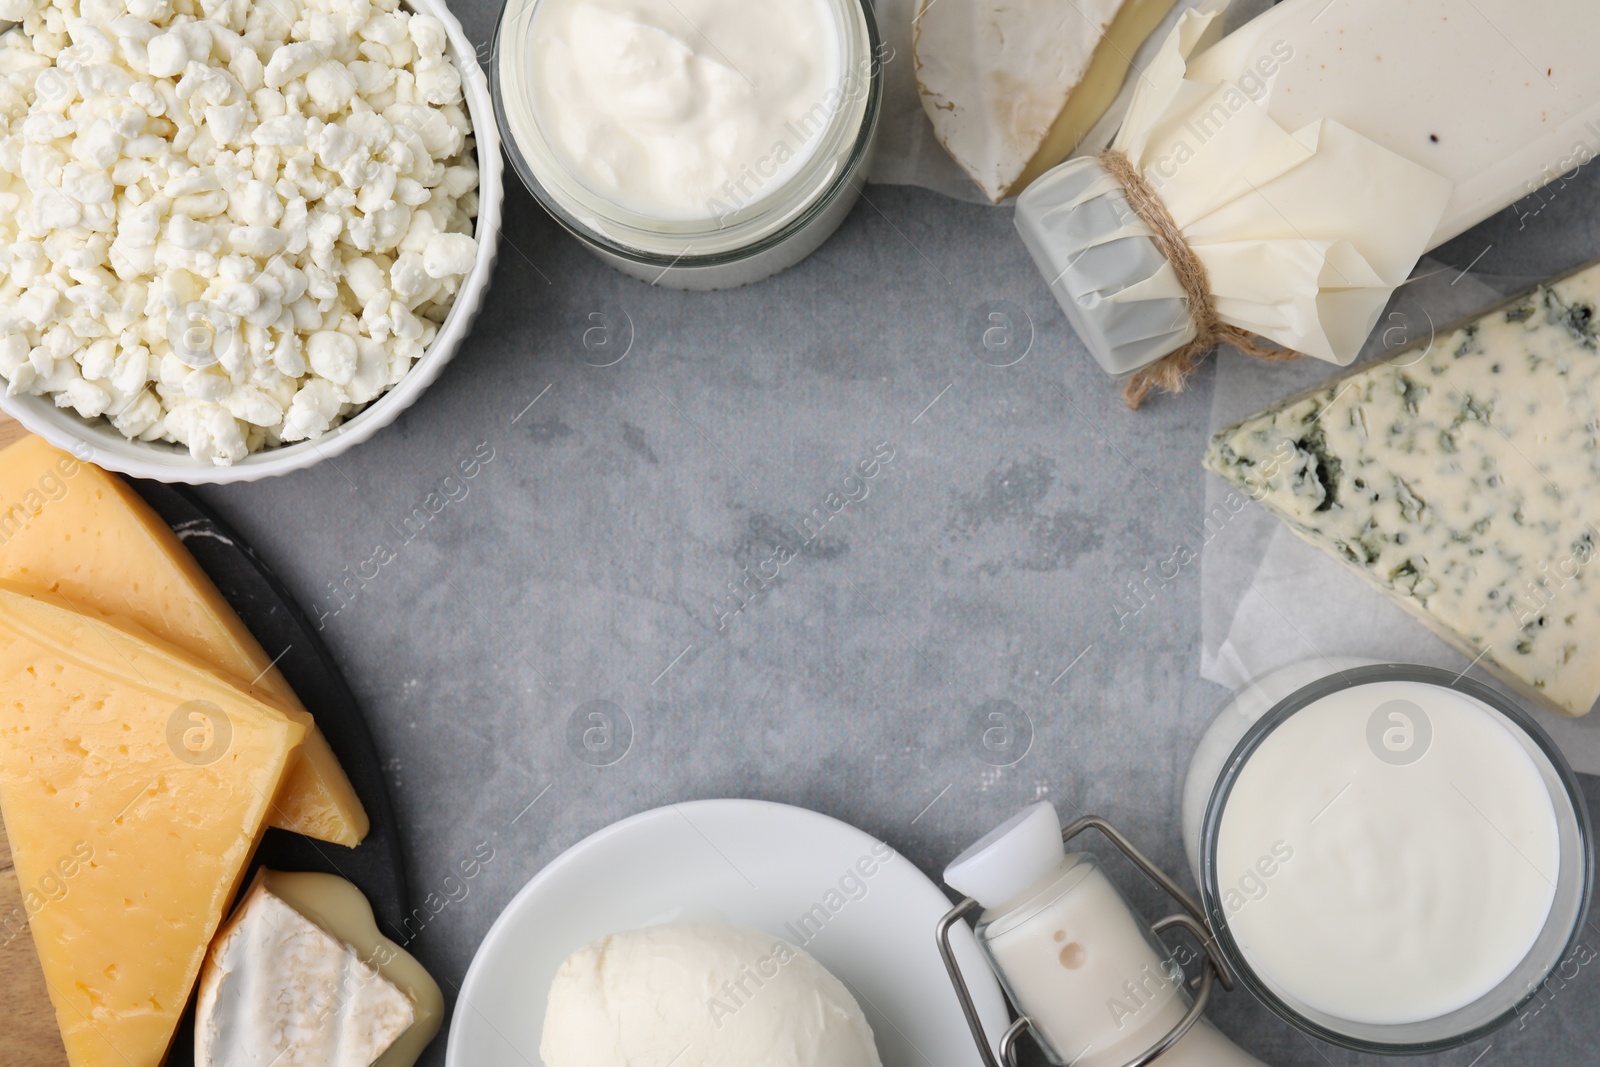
<box><xmin>1205</xmin><ymin>262</ymin><xmax>1600</xmax><ymax>716</ymax></box>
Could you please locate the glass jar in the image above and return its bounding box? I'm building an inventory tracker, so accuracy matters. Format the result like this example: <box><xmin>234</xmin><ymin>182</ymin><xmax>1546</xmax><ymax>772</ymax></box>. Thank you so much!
<box><xmin>491</xmin><ymin>0</ymin><xmax>883</xmax><ymax>290</ymax></box>
<box><xmin>974</xmin><ymin>853</ymin><xmax>1190</xmax><ymax>1067</ymax></box>
<box><xmin>1185</xmin><ymin>662</ymin><xmax>1593</xmax><ymax>1054</ymax></box>
<box><xmin>940</xmin><ymin>803</ymin><xmax>1265</xmax><ymax>1067</ymax></box>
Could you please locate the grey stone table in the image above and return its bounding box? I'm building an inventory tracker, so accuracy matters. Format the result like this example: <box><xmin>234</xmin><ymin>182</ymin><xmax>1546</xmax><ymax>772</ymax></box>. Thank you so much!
<box><xmin>197</xmin><ymin>10</ymin><xmax>1600</xmax><ymax>1066</ymax></box>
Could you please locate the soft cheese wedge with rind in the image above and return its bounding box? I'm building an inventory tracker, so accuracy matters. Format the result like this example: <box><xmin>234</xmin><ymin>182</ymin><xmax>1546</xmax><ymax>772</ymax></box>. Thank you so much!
<box><xmin>197</xmin><ymin>869</ymin><xmax>444</xmax><ymax>1067</ymax></box>
<box><xmin>0</xmin><ymin>434</ymin><xmax>368</xmax><ymax>846</ymax></box>
<box><xmin>914</xmin><ymin>0</ymin><xmax>1179</xmax><ymax>201</ymax></box>
<box><xmin>1206</xmin><ymin>261</ymin><xmax>1600</xmax><ymax>716</ymax></box>
<box><xmin>0</xmin><ymin>581</ymin><xmax>307</xmax><ymax>1067</ymax></box>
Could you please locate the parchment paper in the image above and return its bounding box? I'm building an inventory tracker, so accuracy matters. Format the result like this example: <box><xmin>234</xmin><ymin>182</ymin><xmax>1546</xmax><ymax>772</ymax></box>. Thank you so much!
<box><xmin>865</xmin><ymin>2</ymin><xmax>1600</xmax><ymax>769</ymax></box>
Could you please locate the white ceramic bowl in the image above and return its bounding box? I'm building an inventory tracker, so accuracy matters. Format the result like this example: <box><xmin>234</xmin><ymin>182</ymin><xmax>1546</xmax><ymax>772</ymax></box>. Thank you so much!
<box><xmin>0</xmin><ymin>0</ymin><xmax>503</xmax><ymax>484</ymax></box>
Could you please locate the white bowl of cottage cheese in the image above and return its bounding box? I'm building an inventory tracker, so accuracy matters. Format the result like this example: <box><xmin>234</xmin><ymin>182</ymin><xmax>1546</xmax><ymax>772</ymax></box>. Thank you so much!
<box><xmin>0</xmin><ymin>0</ymin><xmax>502</xmax><ymax>482</ymax></box>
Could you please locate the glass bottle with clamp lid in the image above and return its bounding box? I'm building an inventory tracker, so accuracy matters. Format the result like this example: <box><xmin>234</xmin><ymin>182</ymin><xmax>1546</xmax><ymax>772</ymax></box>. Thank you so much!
<box><xmin>937</xmin><ymin>803</ymin><xmax>1265</xmax><ymax>1067</ymax></box>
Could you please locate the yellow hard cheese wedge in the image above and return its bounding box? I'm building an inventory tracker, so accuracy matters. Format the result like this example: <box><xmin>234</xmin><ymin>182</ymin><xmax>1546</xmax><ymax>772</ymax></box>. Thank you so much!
<box><xmin>0</xmin><ymin>434</ymin><xmax>368</xmax><ymax>846</ymax></box>
<box><xmin>0</xmin><ymin>582</ymin><xmax>307</xmax><ymax>1067</ymax></box>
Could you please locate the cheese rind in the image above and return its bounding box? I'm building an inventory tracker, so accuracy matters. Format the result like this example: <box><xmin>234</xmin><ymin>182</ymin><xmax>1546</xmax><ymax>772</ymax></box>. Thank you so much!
<box><xmin>197</xmin><ymin>870</ymin><xmax>443</xmax><ymax>1067</ymax></box>
<box><xmin>0</xmin><ymin>582</ymin><xmax>306</xmax><ymax>1067</ymax></box>
<box><xmin>0</xmin><ymin>435</ymin><xmax>368</xmax><ymax>846</ymax></box>
<box><xmin>197</xmin><ymin>875</ymin><xmax>415</xmax><ymax>1067</ymax></box>
<box><xmin>1205</xmin><ymin>262</ymin><xmax>1600</xmax><ymax>716</ymax></box>
<box><xmin>914</xmin><ymin>0</ymin><xmax>1178</xmax><ymax>202</ymax></box>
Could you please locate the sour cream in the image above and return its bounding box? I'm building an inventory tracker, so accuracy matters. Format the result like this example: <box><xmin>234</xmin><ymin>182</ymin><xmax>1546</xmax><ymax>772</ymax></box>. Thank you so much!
<box><xmin>526</xmin><ymin>0</ymin><xmax>844</xmax><ymax>221</ymax></box>
<box><xmin>1213</xmin><ymin>679</ymin><xmax>1560</xmax><ymax>1026</ymax></box>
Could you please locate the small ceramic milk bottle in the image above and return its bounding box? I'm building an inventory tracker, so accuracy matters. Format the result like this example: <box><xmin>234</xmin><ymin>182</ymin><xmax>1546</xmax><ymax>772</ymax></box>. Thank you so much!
<box><xmin>941</xmin><ymin>803</ymin><xmax>1266</xmax><ymax>1067</ymax></box>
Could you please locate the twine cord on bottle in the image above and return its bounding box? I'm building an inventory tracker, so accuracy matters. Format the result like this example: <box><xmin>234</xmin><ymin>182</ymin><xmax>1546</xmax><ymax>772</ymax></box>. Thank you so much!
<box><xmin>1097</xmin><ymin>149</ymin><xmax>1304</xmax><ymax>409</ymax></box>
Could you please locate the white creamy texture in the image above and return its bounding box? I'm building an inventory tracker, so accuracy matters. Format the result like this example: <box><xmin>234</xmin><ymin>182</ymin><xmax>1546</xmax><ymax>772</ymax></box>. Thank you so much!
<box><xmin>540</xmin><ymin>921</ymin><xmax>882</xmax><ymax>1067</ymax></box>
<box><xmin>196</xmin><ymin>885</ymin><xmax>416</xmax><ymax>1067</ymax></box>
<box><xmin>1216</xmin><ymin>681</ymin><xmax>1559</xmax><ymax>1025</ymax></box>
<box><xmin>527</xmin><ymin>0</ymin><xmax>841</xmax><ymax>221</ymax></box>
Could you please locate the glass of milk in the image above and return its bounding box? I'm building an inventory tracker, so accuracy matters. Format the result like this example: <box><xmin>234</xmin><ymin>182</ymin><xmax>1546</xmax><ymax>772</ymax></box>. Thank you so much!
<box><xmin>1187</xmin><ymin>662</ymin><xmax>1592</xmax><ymax>1053</ymax></box>
<box><xmin>492</xmin><ymin>0</ymin><xmax>883</xmax><ymax>289</ymax></box>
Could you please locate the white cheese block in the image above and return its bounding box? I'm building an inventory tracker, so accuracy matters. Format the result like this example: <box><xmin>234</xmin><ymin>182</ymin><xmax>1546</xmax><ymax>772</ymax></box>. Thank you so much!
<box><xmin>197</xmin><ymin>870</ymin><xmax>443</xmax><ymax>1067</ymax></box>
<box><xmin>913</xmin><ymin>0</ymin><xmax>1178</xmax><ymax>202</ymax></box>
<box><xmin>1206</xmin><ymin>261</ymin><xmax>1600</xmax><ymax>717</ymax></box>
<box><xmin>541</xmin><ymin>922</ymin><xmax>883</xmax><ymax>1067</ymax></box>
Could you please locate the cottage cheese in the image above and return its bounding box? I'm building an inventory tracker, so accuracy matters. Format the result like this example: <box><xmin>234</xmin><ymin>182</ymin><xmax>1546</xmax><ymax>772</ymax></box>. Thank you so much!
<box><xmin>0</xmin><ymin>0</ymin><xmax>480</xmax><ymax>464</ymax></box>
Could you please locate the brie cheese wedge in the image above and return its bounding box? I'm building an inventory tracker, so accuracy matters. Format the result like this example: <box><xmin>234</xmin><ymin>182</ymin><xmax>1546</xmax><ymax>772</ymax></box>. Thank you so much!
<box><xmin>914</xmin><ymin>0</ymin><xmax>1178</xmax><ymax>201</ymax></box>
<box><xmin>197</xmin><ymin>870</ymin><xmax>444</xmax><ymax>1067</ymax></box>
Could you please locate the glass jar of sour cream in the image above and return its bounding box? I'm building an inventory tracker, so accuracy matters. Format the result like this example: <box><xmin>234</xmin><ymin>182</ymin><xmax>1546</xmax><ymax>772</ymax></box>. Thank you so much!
<box><xmin>493</xmin><ymin>0</ymin><xmax>883</xmax><ymax>289</ymax></box>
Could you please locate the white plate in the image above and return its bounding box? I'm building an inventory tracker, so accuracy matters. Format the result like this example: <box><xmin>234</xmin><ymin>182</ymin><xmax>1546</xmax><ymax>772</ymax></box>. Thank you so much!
<box><xmin>447</xmin><ymin>799</ymin><xmax>1009</xmax><ymax>1067</ymax></box>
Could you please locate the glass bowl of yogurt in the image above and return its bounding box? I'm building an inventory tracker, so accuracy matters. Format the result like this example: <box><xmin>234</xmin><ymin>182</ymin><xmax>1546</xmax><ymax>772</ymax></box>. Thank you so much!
<box><xmin>492</xmin><ymin>0</ymin><xmax>883</xmax><ymax>289</ymax></box>
<box><xmin>1187</xmin><ymin>662</ymin><xmax>1593</xmax><ymax>1053</ymax></box>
